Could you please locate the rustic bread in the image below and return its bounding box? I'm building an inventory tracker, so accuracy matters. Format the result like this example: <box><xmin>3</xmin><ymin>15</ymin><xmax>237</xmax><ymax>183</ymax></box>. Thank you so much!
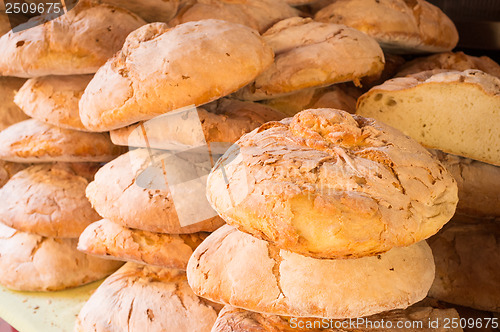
<box><xmin>0</xmin><ymin>77</ymin><xmax>29</xmax><ymax>131</ymax></box>
<box><xmin>14</xmin><ymin>75</ymin><xmax>92</xmax><ymax>131</ymax></box>
<box><xmin>169</xmin><ymin>0</ymin><xmax>298</xmax><ymax>33</ymax></box>
<box><xmin>207</xmin><ymin>108</ymin><xmax>457</xmax><ymax>259</ymax></box>
<box><xmin>212</xmin><ymin>305</ymin><xmax>462</xmax><ymax>332</ymax></box>
<box><xmin>86</xmin><ymin>148</ymin><xmax>225</xmax><ymax>233</ymax></box>
<box><xmin>0</xmin><ymin>161</ymin><xmax>27</xmax><ymax>188</ymax></box>
<box><xmin>428</xmin><ymin>219</ymin><xmax>500</xmax><ymax>313</ymax></box>
<box><xmin>0</xmin><ymin>222</ymin><xmax>122</xmax><ymax>291</ymax></box>
<box><xmin>396</xmin><ymin>52</ymin><xmax>500</xmax><ymax>78</ymax></box>
<box><xmin>234</xmin><ymin>17</ymin><xmax>384</xmax><ymax>100</ymax></box>
<box><xmin>110</xmin><ymin>98</ymin><xmax>285</xmax><ymax>148</ymax></box>
<box><xmin>262</xmin><ymin>84</ymin><xmax>362</xmax><ymax>117</ymax></box>
<box><xmin>0</xmin><ymin>163</ymin><xmax>100</xmax><ymax>238</ymax></box>
<box><xmin>79</xmin><ymin>20</ymin><xmax>274</xmax><ymax>132</ymax></box>
<box><xmin>356</xmin><ymin>70</ymin><xmax>500</xmax><ymax>166</ymax></box>
<box><xmin>429</xmin><ymin>149</ymin><xmax>500</xmax><ymax>219</ymax></box>
<box><xmin>74</xmin><ymin>262</ymin><xmax>219</xmax><ymax>332</ymax></box>
<box><xmin>0</xmin><ymin>119</ymin><xmax>124</xmax><ymax>162</ymax></box>
<box><xmin>187</xmin><ymin>225</ymin><xmax>435</xmax><ymax>319</ymax></box>
<box><xmin>101</xmin><ymin>0</ymin><xmax>179</xmax><ymax>22</ymax></box>
<box><xmin>0</xmin><ymin>1</ymin><xmax>146</xmax><ymax>77</ymax></box>
<box><xmin>78</xmin><ymin>219</ymin><xmax>209</xmax><ymax>269</ymax></box>
<box><xmin>315</xmin><ymin>0</ymin><xmax>458</xmax><ymax>54</ymax></box>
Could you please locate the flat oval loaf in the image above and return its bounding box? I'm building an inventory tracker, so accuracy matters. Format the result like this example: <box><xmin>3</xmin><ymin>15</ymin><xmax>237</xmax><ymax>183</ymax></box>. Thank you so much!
<box><xmin>187</xmin><ymin>225</ymin><xmax>435</xmax><ymax>319</ymax></box>
<box><xmin>206</xmin><ymin>108</ymin><xmax>458</xmax><ymax>259</ymax></box>
<box><xmin>79</xmin><ymin>19</ymin><xmax>274</xmax><ymax>132</ymax></box>
<box><xmin>0</xmin><ymin>0</ymin><xmax>146</xmax><ymax>77</ymax></box>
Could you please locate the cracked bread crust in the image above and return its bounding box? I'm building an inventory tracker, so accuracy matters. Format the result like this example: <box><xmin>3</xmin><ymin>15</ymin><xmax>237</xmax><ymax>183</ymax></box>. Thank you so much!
<box><xmin>0</xmin><ymin>77</ymin><xmax>29</xmax><ymax>132</ymax></box>
<box><xmin>78</xmin><ymin>219</ymin><xmax>209</xmax><ymax>269</ymax></box>
<box><xmin>79</xmin><ymin>20</ymin><xmax>274</xmax><ymax>132</ymax></box>
<box><xmin>0</xmin><ymin>0</ymin><xmax>146</xmax><ymax>77</ymax></box>
<box><xmin>0</xmin><ymin>119</ymin><xmax>124</xmax><ymax>162</ymax></box>
<box><xmin>314</xmin><ymin>0</ymin><xmax>458</xmax><ymax>54</ymax></box>
<box><xmin>234</xmin><ymin>17</ymin><xmax>384</xmax><ymax>101</ymax></box>
<box><xmin>187</xmin><ymin>225</ymin><xmax>435</xmax><ymax>319</ymax></box>
<box><xmin>74</xmin><ymin>262</ymin><xmax>219</xmax><ymax>332</ymax></box>
<box><xmin>0</xmin><ymin>163</ymin><xmax>101</xmax><ymax>238</ymax></box>
<box><xmin>86</xmin><ymin>148</ymin><xmax>225</xmax><ymax>234</ymax></box>
<box><xmin>207</xmin><ymin>108</ymin><xmax>457</xmax><ymax>259</ymax></box>
<box><xmin>0</xmin><ymin>223</ymin><xmax>122</xmax><ymax>291</ymax></box>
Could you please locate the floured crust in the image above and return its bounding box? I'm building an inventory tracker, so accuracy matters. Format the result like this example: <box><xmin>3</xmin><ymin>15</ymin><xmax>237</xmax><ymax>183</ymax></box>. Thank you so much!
<box><xmin>74</xmin><ymin>262</ymin><xmax>219</xmax><ymax>332</ymax></box>
<box><xmin>315</xmin><ymin>0</ymin><xmax>458</xmax><ymax>54</ymax></box>
<box><xmin>110</xmin><ymin>98</ymin><xmax>285</xmax><ymax>148</ymax></box>
<box><xmin>213</xmin><ymin>305</ymin><xmax>462</xmax><ymax>331</ymax></box>
<box><xmin>207</xmin><ymin>108</ymin><xmax>457</xmax><ymax>259</ymax></box>
<box><xmin>0</xmin><ymin>119</ymin><xmax>124</xmax><ymax>162</ymax></box>
<box><xmin>78</xmin><ymin>219</ymin><xmax>209</xmax><ymax>269</ymax></box>
<box><xmin>0</xmin><ymin>0</ymin><xmax>146</xmax><ymax>77</ymax></box>
<box><xmin>0</xmin><ymin>163</ymin><xmax>100</xmax><ymax>238</ymax></box>
<box><xmin>428</xmin><ymin>219</ymin><xmax>500</xmax><ymax>312</ymax></box>
<box><xmin>0</xmin><ymin>77</ymin><xmax>30</xmax><ymax>132</ymax></box>
<box><xmin>187</xmin><ymin>225</ymin><xmax>435</xmax><ymax>319</ymax></box>
<box><xmin>101</xmin><ymin>0</ymin><xmax>180</xmax><ymax>22</ymax></box>
<box><xmin>14</xmin><ymin>75</ymin><xmax>93</xmax><ymax>131</ymax></box>
<box><xmin>169</xmin><ymin>0</ymin><xmax>298</xmax><ymax>33</ymax></box>
<box><xmin>235</xmin><ymin>17</ymin><xmax>384</xmax><ymax>100</ymax></box>
<box><xmin>86</xmin><ymin>148</ymin><xmax>225</xmax><ymax>233</ymax></box>
<box><xmin>0</xmin><ymin>160</ymin><xmax>28</xmax><ymax>188</ymax></box>
<box><xmin>0</xmin><ymin>223</ymin><xmax>122</xmax><ymax>291</ymax></box>
<box><xmin>79</xmin><ymin>20</ymin><xmax>274</xmax><ymax>132</ymax></box>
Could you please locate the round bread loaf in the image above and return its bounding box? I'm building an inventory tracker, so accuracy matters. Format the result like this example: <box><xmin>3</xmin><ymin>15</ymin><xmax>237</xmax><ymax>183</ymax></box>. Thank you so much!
<box><xmin>356</xmin><ymin>70</ymin><xmax>500</xmax><ymax>166</ymax></box>
<box><xmin>86</xmin><ymin>148</ymin><xmax>225</xmax><ymax>234</ymax></box>
<box><xmin>187</xmin><ymin>225</ymin><xmax>435</xmax><ymax>319</ymax></box>
<box><xmin>101</xmin><ymin>0</ymin><xmax>179</xmax><ymax>22</ymax></box>
<box><xmin>0</xmin><ymin>77</ymin><xmax>29</xmax><ymax>131</ymax></box>
<box><xmin>14</xmin><ymin>75</ymin><xmax>92</xmax><ymax>131</ymax></box>
<box><xmin>234</xmin><ymin>17</ymin><xmax>384</xmax><ymax>100</ymax></box>
<box><xmin>0</xmin><ymin>0</ymin><xmax>146</xmax><ymax>77</ymax></box>
<box><xmin>207</xmin><ymin>108</ymin><xmax>457</xmax><ymax>259</ymax></box>
<box><xmin>315</xmin><ymin>0</ymin><xmax>458</xmax><ymax>54</ymax></box>
<box><xmin>0</xmin><ymin>119</ymin><xmax>124</xmax><ymax>162</ymax></box>
<box><xmin>0</xmin><ymin>222</ymin><xmax>122</xmax><ymax>291</ymax></box>
<box><xmin>78</xmin><ymin>219</ymin><xmax>208</xmax><ymax>269</ymax></box>
<box><xmin>79</xmin><ymin>20</ymin><xmax>274</xmax><ymax>132</ymax></box>
<box><xmin>0</xmin><ymin>163</ymin><xmax>100</xmax><ymax>238</ymax></box>
<box><xmin>74</xmin><ymin>262</ymin><xmax>220</xmax><ymax>332</ymax></box>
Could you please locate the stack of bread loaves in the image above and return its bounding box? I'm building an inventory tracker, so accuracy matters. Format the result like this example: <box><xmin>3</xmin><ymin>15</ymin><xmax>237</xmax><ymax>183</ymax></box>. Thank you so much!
<box><xmin>0</xmin><ymin>0</ymin><xmax>148</xmax><ymax>291</ymax></box>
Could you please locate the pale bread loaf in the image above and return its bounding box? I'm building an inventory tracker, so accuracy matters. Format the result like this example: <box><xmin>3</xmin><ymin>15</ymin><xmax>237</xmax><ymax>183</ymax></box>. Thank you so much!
<box><xmin>0</xmin><ymin>77</ymin><xmax>29</xmax><ymax>131</ymax></box>
<box><xmin>207</xmin><ymin>108</ymin><xmax>457</xmax><ymax>259</ymax></box>
<box><xmin>79</xmin><ymin>20</ymin><xmax>274</xmax><ymax>131</ymax></box>
<box><xmin>356</xmin><ymin>70</ymin><xmax>500</xmax><ymax>166</ymax></box>
<box><xmin>187</xmin><ymin>225</ymin><xmax>435</xmax><ymax>319</ymax></box>
<box><xmin>100</xmin><ymin>0</ymin><xmax>179</xmax><ymax>22</ymax></box>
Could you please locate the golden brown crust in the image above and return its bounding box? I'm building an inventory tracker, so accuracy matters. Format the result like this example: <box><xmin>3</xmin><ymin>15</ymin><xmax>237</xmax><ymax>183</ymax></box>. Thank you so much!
<box><xmin>78</xmin><ymin>219</ymin><xmax>209</xmax><ymax>269</ymax></box>
<box><xmin>187</xmin><ymin>225</ymin><xmax>435</xmax><ymax>319</ymax></box>
<box><xmin>0</xmin><ymin>119</ymin><xmax>124</xmax><ymax>162</ymax></box>
<box><xmin>207</xmin><ymin>108</ymin><xmax>457</xmax><ymax>259</ymax></box>
<box><xmin>0</xmin><ymin>77</ymin><xmax>29</xmax><ymax>132</ymax></box>
<box><xmin>79</xmin><ymin>20</ymin><xmax>274</xmax><ymax>132</ymax></box>
<box><xmin>315</xmin><ymin>0</ymin><xmax>458</xmax><ymax>54</ymax></box>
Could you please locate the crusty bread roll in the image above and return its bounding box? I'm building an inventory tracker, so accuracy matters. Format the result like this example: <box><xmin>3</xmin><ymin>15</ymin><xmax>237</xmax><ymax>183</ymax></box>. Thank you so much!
<box><xmin>428</xmin><ymin>219</ymin><xmax>500</xmax><ymax>313</ymax></box>
<box><xmin>101</xmin><ymin>0</ymin><xmax>179</xmax><ymax>22</ymax></box>
<box><xmin>169</xmin><ymin>0</ymin><xmax>298</xmax><ymax>33</ymax></box>
<box><xmin>0</xmin><ymin>119</ymin><xmax>124</xmax><ymax>162</ymax></box>
<box><xmin>212</xmin><ymin>305</ymin><xmax>462</xmax><ymax>332</ymax></box>
<box><xmin>14</xmin><ymin>75</ymin><xmax>92</xmax><ymax>131</ymax></box>
<box><xmin>110</xmin><ymin>98</ymin><xmax>285</xmax><ymax>148</ymax></box>
<box><xmin>0</xmin><ymin>163</ymin><xmax>100</xmax><ymax>238</ymax></box>
<box><xmin>0</xmin><ymin>77</ymin><xmax>29</xmax><ymax>131</ymax></box>
<box><xmin>75</xmin><ymin>262</ymin><xmax>220</xmax><ymax>332</ymax></box>
<box><xmin>315</xmin><ymin>0</ymin><xmax>458</xmax><ymax>54</ymax></box>
<box><xmin>234</xmin><ymin>17</ymin><xmax>384</xmax><ymax>100</ymax></box>
<box><xmin>86</xmin><ymin>148</ymin><xmax>225</xmax><ymax>234</ymax></box>
<box><xmin>207</xmin><ymin>108</ymin><xmax>457</xmax><ymax>259</ymax></box>
<box><xmin>0</xmin><ymin>223</ymin><xmax>122</xmax><ymax>291</ymax></box>
<box><xmin>0</xmin><ymin>0</ymin><xmax>146</xmax><ymax>77</ymax></box>
<box><xmin>396</xmin><ymin>52</ymin><xmax>500</xmax><ymax>78</ymax></box>
<box><xmin>79</xmin><ymin>20</ymin><xmax>274</xmax><ymax>132</ymax></box>
<box><xmin>78</xmin><ymin>219</ymin><xmax>208</xmax><ymax>269</ymax></box>
<box><xmin>188</xmin><ymin>225</ymin><xmax>435</xmax><ymax>319</ymax></box>
<box><xmin>429</xmin><ymin>149</ymin><xmax>500</xmax><ymax>219</ymax></box>
<box><xmin>356</xmin><ymin>70</ymin><xmax>500</xmax><ymax>166</ymax></box>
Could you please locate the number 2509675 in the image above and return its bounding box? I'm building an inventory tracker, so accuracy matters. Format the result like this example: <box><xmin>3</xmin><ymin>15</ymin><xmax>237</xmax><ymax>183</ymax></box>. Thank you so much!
<box><xmin>5</xmin><ymin>2</ymin><xmax>62</xmax><ymax>15</ymax></box>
